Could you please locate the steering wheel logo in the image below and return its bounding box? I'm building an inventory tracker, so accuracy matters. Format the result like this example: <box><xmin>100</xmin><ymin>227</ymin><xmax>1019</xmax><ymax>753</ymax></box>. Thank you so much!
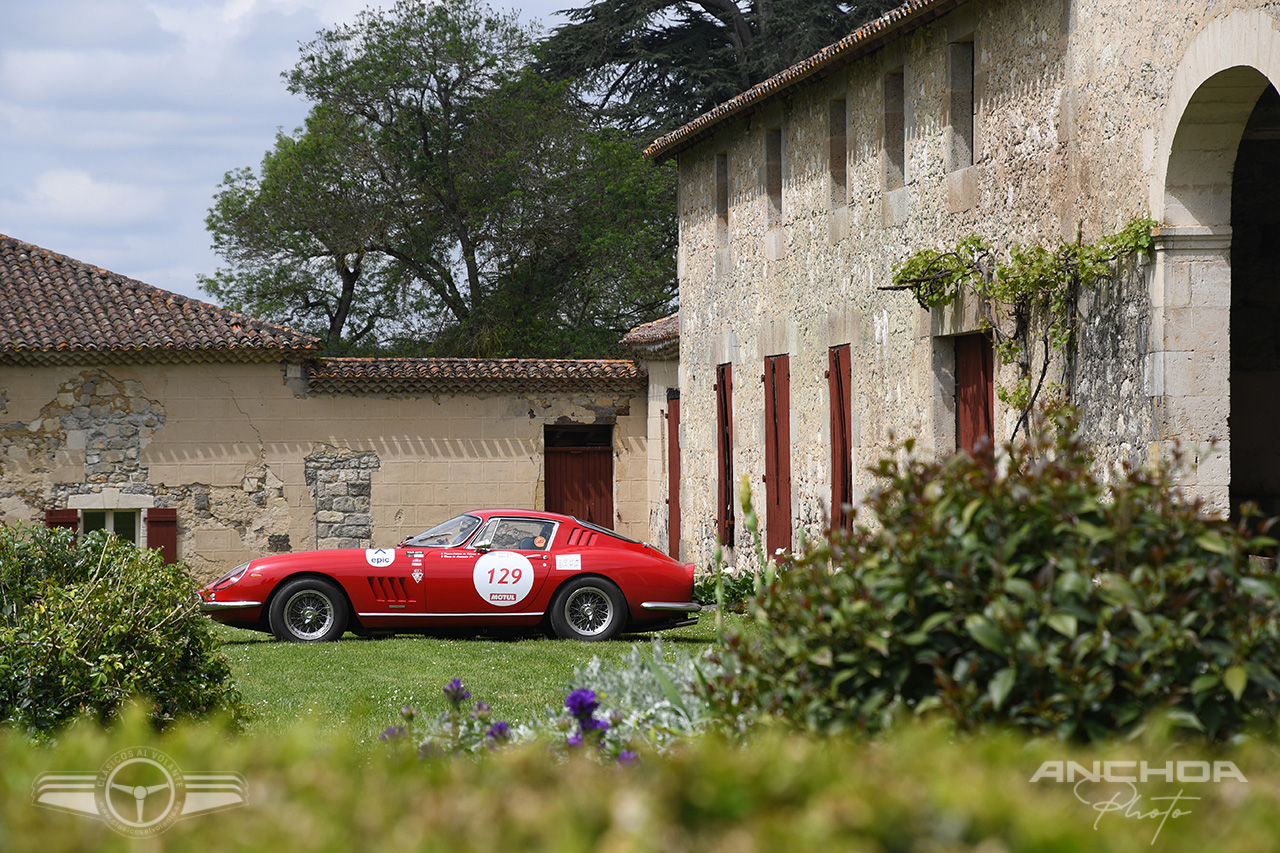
<box><xmin>94</xmin><ymin>749</ymin><xmax>186</xmax><ymax>837</ymax></box>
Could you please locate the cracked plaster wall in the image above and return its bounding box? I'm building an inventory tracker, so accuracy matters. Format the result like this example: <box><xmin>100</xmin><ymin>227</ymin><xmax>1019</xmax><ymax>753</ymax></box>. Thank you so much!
<box><xmin>0</xmin><ymin>361</ymin><xmax>649</xmax><ymax>581</ymax></box>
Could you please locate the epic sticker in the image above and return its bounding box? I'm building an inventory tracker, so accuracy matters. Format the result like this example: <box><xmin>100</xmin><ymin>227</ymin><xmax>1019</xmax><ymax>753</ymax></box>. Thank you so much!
<box><xmin>473</xmin><ymin>551</ymin><xmax>534</xmax><ymax>607</ymax></box>
<box><xmin>366</xmin><ymin>548</ymin><xmax>395</xmax><ymax>568</ymax></box>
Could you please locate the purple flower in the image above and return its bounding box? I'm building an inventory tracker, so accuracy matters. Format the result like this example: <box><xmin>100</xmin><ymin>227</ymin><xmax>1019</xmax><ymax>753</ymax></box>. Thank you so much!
<box><xmin>443</xmin><ymin>678</ymin><xmax>470</xmax><ymax>704</ymax></box>
<box><xmin>616</xmin><ymin>750</ymin><xmax>639</xmax><ymax>767</ymax></box>
<box><xmin>564</xmin><ymin>688</ymin><xmax>599</xmax><ymax>721</ymax></box>
<box><xmin>566</xmin><ymin>733</ymin><xmax>584</xmax><ymax>748</ymax></box>
<box><xmin>400</xmin><ymin>706</ymin><xmax>418</xmax><ymax>722</ymax></box>
<box><xmin>379</xmin><ymin>725</ymin><xmax>407</xmax><ymax>742</ymax></box>
<box><xmin>471</xmin><ymin>700</ymin><xmax>491</xmax><ymax>721</ymax></box>
<box><xmin>486</xmin><ymin>721</ymin><xmax>511</xmax><ymax>743</ymax></box>
<box><xmin>582</xmin><ymin>717</ymin><xmax>610</xmax><ymax>733</ymax></box>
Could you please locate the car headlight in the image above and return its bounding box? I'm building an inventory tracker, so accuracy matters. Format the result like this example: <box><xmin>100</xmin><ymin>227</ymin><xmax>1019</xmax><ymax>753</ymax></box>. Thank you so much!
<box><xmin>210</xmin><ymin>562</ymin><xmax>251</xmax><ymax>591</ymax></box>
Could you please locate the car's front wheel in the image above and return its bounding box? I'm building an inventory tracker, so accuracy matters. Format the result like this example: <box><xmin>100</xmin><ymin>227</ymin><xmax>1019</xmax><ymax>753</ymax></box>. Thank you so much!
<box><xmin>269</xmin><ymin>577</ymin><xmax>348</xmax><ymax>642</ymax></box>
<box><xmin>550</xmin><ymin>577</ymin><xmax>627</xmax><ymax>641</ymax></box>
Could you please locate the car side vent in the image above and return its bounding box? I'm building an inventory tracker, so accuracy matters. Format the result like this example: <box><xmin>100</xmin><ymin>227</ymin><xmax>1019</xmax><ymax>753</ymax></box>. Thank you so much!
<box><xmin>566</xmin><ymin>527</ymin><xmax>597</xmax><ymax>547</ymax></box>
<box><xmin>368</xmin><ymin>576</ymin><xmax>412</xmax><ymax>603</ymax></box>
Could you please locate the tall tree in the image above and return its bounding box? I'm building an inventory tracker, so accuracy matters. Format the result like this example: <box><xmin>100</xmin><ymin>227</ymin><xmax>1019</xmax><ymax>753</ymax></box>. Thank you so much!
<box><xmin>203</xmin><ymin>0</ymin><xmax>676</xmax><ymax>357</ymax></box>
<box><xmin>201</xmin><ymin>105</ymin><xmax>406</xmax><ymax>353</ymax></box>
<box><xmin>537</xmin><ymin>0</ymin><xmax>902</xmax><ymax>136</ymax></box>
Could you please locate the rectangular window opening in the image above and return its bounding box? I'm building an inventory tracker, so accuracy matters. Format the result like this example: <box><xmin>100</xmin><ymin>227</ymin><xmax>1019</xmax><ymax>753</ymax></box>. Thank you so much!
<box><xmin>715</xmin><ymin>152</ymin><xmax>729</xmax><ymax>248</ymax></box>
<box><xmin>83</xmin><ymin>509</ymin><xmax>139</xmax><ymax>544</ymax></box>
<box><xmin>884</xmin><ymin>70</ymin><xmax>905</xmax><ymax>190</ymax></box>
<box><xmin>765</xmin><ymin>127</ymin><xmax>783</xmax><ymax>229</ymax></box>
<box><xmin>949</xmin><ymin>39</ymin><xmax>975</xmax><ymax>171</ymax></box>
<box><xmin>829</xmin><ymin>98</ymin><xmax>847</xmax><ymax>208</ymax></box>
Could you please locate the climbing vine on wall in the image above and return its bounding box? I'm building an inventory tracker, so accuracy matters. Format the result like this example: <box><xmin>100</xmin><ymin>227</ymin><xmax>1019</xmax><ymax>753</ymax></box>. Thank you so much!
<box><xmin>887</xmin><ymin>215</ymin><xmax>1156</xmax><ymax>440</ymax></box>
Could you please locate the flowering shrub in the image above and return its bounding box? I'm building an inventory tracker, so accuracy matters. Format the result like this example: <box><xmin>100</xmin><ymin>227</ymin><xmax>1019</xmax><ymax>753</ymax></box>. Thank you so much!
<box><xmin>389</xmin><ymin>643</ymin><xmax>708</xmax><ymax>764</ymax></box>
<box><xmin>556</xmin><ymin>641</ymin><xmax>708</xmax><ymax>752</ymax></box>
<box><xmin>384</xmin><ymin>678</ymin><xmax>513</xmax><ymax>757</ymax></box>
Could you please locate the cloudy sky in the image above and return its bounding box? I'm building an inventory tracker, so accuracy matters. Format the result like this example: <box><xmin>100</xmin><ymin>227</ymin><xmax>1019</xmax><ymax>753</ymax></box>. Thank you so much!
<box><xmin>0</xmin><ymin>0</ymin><xmax>570</xmax><ymax>302</ymax></box>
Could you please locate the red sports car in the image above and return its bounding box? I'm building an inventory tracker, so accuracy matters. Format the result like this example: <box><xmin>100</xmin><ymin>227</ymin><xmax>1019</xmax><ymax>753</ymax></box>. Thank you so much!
<box><xmin>200</xmin><ymin>509</ymin><xmax>699</xmax><ymax>642</ymax></box>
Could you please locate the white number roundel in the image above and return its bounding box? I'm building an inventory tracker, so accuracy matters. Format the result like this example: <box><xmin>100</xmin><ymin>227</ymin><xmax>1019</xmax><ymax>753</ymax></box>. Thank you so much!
<box><xmin>473</xmin><ymin>551</ymin><xmax>534</xmax><ymax>606</ymax></box>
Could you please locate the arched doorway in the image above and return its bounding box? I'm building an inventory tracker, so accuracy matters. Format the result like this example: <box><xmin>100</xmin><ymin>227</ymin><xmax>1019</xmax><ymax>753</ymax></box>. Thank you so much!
<box><xmin>1154</xmin><ymin>12</ymin><xmax>1280</xmax><ymax>517</ymax></box>
<box><xmin>1230</xmin><ymin>84</ymin><xmax>1280</xmax><ymax>516</ymax></box>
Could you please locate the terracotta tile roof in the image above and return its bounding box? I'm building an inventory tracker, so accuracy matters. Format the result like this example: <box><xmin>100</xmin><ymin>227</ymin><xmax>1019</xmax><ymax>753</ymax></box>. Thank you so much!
<box><xmin>307</xmin><ymin>357</ymin><xmax>648</xmax><ymax>396</ymax></box>
<box><xmin>621</xmin><ymin>312</ymin><xmax>679</xmax><ymax>359</ymax></box>
<box><xmin>0</xmin><ymin>235</ymin><xmax>320</xmax><ymax>365</ymax></box>
<box><xmin>644</xmin><ymin>0</ymin><xmax>966</xmax><ymax>163</ymax></box>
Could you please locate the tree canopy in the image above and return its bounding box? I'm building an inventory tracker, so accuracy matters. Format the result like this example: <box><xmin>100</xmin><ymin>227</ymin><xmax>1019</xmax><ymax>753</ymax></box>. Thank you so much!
<box><xmin>537</xmin><ymin>0</ymin><xmax>902</xmax><ymax>136</ymax></box>
<box><xmin>203</xmin><ymin>0</ymin><xmax>675</xmax><ymax>357</ymax></box>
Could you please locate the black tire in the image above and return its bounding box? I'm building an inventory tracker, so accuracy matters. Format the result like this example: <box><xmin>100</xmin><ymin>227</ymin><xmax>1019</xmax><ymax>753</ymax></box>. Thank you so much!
<box><xmin>269</xmin><ymin>577</ymin><xmax>348</xmax><ymax>642</ymax></box>
<box><xmin>549</xmin><ymin>577</ymin><xmax>627</xmax><ymax>641</ymax></box>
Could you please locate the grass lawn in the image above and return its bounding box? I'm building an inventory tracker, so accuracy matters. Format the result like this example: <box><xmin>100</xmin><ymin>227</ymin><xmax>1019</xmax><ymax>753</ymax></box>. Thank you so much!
<box><xmin>215</xmin><ymin>612</ymin><xmax>733</xmax><ymax>746</ymax></box>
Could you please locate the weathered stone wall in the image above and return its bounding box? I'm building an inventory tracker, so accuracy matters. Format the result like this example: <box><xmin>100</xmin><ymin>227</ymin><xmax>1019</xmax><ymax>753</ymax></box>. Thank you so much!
<box><xmin>674</xmin><ymin>0</ymin><xmax>1275</xmax><ymax>569</ymax></box>
<box><xmin>0</xmin><ymin>361</ymin><xmax>650</xmax><ymax>580</ymax></box>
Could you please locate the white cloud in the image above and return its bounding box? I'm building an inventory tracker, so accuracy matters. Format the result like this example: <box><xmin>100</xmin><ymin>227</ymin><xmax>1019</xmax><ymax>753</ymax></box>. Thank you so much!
<box><xmin>0</xmin><ymin>0</ymin><xmax>568</xmax><ymax>301</ymax></box>
<box><xmin>3</xmin><ymin>169</ymin><xmax>166</xmax><ymax>228</ymax></box>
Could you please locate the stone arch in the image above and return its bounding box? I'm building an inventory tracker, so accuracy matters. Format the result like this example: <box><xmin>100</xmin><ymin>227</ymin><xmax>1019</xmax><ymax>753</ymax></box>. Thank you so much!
<box><xmin>1148</xmin><ymin>10</ymin><xmax>1280</xmax><ymax>518</ymax></box>
<box><xmin>1152</xmin><ymin>10</ymin><xmax>1280</xmax><ymax>225</ymax></box>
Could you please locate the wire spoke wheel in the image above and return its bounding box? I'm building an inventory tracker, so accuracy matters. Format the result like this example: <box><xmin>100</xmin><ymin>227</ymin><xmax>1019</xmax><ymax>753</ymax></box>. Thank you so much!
<box><xmin>269</xmin><ymin>578</ymin><xmax>347</xmax><ymax>642</ymax></box>
<box><xmin>284</xmin><ymin>590</ymin><xmax>335</xmax><ymax>640</ymax></box>
<box><xmin>565</xmin><ymin>587</ymin><xmax>613</xmax><ymax>636</ymax></box>
<box><xmin>551</xmin><ymin>577</ymin><xmax>626</xmax><ymax>641</ymax></box>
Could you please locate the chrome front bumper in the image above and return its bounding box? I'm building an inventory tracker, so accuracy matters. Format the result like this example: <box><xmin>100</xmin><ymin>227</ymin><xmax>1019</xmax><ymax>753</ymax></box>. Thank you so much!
<box><xmin>200</xmin><ymin>600</ymin><xmax>263</xmax><ymax>612</ymax></box>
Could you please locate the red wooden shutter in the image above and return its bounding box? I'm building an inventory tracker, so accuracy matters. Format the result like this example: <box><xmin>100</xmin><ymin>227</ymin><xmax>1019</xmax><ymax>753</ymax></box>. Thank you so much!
<box><xmin>44</xmin><ymin>508</ymin><xmax>80</xmax><ymax>532</ymax></box>
<box><xmin>715</xmin><ymin>364</ymin><xmax>735</xmax><ymax>547</ymax></box>
<box><xmin>829</xmin><ymin>344</ymin><xmax>853</xmax><ymax>530</ymax></box>
<box><xmin>666</xmin><ymin>389</ymin><xmax>682</xmax><ymax>559</ymax></box>
<box><xmin>956</xmin><ymin>334</ymin><xmax>995</xmax><ymax>454</ymax></box>
<box><xmin>764</xmin><ymin>354</ymin><xmax>792</xmax><ymax>556</ymax></box>
<box><xmin>146</xmin><ymin>508</ymin><xmax>179</xmax><ymax>565</ymax></box>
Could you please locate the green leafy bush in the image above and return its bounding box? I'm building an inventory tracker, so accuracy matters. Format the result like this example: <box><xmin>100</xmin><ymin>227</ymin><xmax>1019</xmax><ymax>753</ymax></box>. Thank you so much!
<box><xmin>703</xmin><ymin>409</ymin><xmax>1280</xmax><ymax>741</ymax></box>
<box><xmin>2</xmin><ymin>713</ymin><xmax>1275</xmax><ymax>851</ymax></box>
<box><xmin>693</xmin><ymin>565</ymin><xmax>758</xmax><ymax>608</ymax></box>
<box><xmin>0</xmin><ymin>524</ymin><xmax>247</xmax><ymax>736</ymax></box>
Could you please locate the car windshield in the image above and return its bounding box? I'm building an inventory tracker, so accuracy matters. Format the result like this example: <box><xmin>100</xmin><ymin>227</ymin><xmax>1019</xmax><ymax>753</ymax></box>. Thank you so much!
<box><xmin>402</xmin><ymin>514</ymin><xmax>482</xmax><ymax>548</ymax></box>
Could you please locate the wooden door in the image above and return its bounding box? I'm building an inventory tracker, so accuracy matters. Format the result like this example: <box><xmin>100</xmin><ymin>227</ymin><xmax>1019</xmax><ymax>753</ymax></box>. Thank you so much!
<box><xmin>956</xmin><ymin>334</ymin><xmax>995</xmax><ymax>454</ymax></box>
<box><xmin>764</xmin><ymin>354</ymin><xmax>792</xmax><ymax>556</ymax></box>
<box><xmin>545</xmin><ymin>433</ymin><xmax>613</xmax><ymax>528</ymax></box>
<box><xmin>666</xmin><ymin>390</ymin><xmax>682</xmax><ymax>559</ymax></box>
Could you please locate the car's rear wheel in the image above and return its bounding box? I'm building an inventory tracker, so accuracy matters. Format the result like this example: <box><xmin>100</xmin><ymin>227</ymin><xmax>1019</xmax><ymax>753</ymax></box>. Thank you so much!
<box><xmin>550</xmin><ymin>577</ymin><xmax>627</xmax><ymax>641</ymax></box>
<box><xmin>269</xmin><ymin>578</ymin><xmax>348</xmax><ymax>642</ymax></box>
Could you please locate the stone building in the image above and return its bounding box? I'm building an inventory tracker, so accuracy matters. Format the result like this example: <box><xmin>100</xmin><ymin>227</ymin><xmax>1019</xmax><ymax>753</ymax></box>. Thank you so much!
<box><xmin>0</xmin><ymin>236</ymin><xmax>655</xmax><ymax>580</ymax></box>
<box><xmin>645</xmin><ymin>0</ymin><xmax>1280</xmax><ymax>570</ymax></box>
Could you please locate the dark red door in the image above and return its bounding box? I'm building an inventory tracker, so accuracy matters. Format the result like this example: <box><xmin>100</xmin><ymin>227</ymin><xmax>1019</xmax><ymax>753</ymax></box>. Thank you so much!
<box><xmin>956</xmin><ymin>334</ymin><xmax>995</xmax><ymax>454</ymax></box>
<box><xmin>666</xmin><ymin>390</ymin><xmax>681</xmax><ymax>559</ymax></box>
<box><xmin>828</xmin><ymin>344</ymin><xmax>853</xmax><ymax>530</ymax></box>
<box><xmin>764</xmin><ymin>354</ymin><xmax>792</xmax><ymax>556</ymax></box>
<box><xmin>716</xmin><ymin>364</ymin><xmax>735</xmax><ymax>547</ymax></box>
<box><xmin>546</xmin><ymin>447</ymin><xmax>613</xmax><ymax>527</ymax></box>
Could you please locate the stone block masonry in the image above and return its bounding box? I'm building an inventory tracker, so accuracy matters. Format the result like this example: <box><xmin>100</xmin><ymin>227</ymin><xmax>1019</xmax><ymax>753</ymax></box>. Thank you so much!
<box><xmin>305</xmin><ymin>445</ymin><xmax>382</xmax><ymax>549</ymax></box>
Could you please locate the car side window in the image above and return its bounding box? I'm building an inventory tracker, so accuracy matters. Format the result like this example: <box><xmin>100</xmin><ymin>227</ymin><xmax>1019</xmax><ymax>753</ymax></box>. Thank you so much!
<box><xmin>480</xmin><ymin>519</ymin><xmax>556</xmax><ymax>551</ymax></box>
